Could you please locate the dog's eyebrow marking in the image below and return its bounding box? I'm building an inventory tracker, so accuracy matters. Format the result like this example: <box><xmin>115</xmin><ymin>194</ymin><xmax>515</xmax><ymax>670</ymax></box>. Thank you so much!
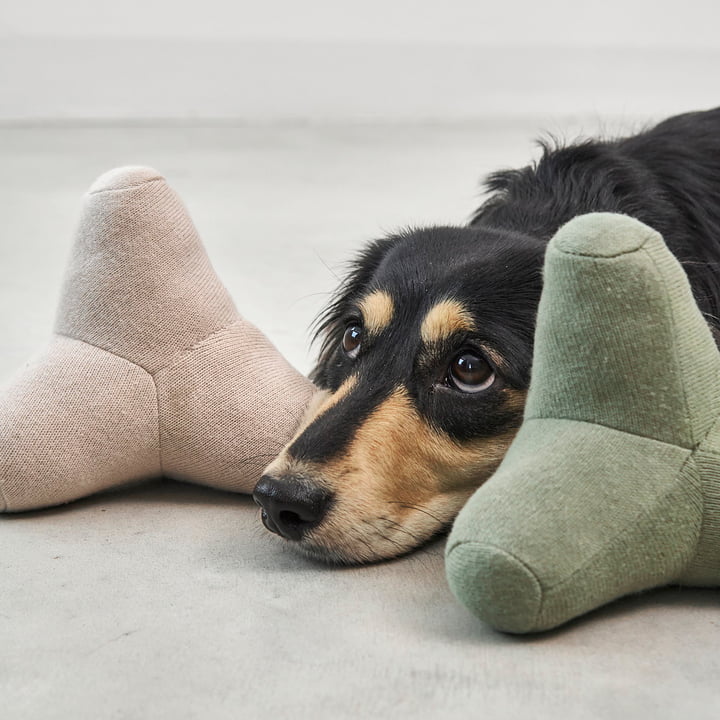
<box><xmin>322</xmin><ymin>385</ymin><xmax>517</xmax><ymax>500</ymax></box>
<box><xmin>358</xmin><ymin>291</ymin><xmax>394</xmax><ymax>335</ymax></box>
<box><xmin>264</xmin><ymin>375</ymin><xmax>359</xmax><ymax>472</ymax></box>
<box><xmin>313</xmin><ymin>375</ymin><xmax>358</xmax><ymax>420</ymax></box>
<box><xmin>420</xmin><ymin>300</ymin><xmax>476</xmax><ymax>344</ymax></box>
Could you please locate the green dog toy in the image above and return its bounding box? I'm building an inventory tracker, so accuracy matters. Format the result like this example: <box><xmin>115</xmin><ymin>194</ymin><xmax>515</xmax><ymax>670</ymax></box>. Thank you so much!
<box><xmin>446</xmin><ymin>212</ymin><xmax>720</xmax><ymax>633</ymax></box>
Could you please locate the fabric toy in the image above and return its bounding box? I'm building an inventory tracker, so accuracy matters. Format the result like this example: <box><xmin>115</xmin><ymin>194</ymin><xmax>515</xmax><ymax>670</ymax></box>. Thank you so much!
<box><xmin>0</xmin><ymin>167</ymin><xmax>314</xmax><ymax>511</ymax></box>
<box><xmin>446</xmin><ymin>212</ymin><xmax>720</xmax><ymax>633</ymax></box>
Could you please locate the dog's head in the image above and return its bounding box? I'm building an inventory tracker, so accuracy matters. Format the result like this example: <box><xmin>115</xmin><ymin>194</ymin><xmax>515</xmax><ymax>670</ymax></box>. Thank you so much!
<box><xmin>254</xmin><ymin>226</ymin><xmax>545</xmax><ymax>563</ymax></box>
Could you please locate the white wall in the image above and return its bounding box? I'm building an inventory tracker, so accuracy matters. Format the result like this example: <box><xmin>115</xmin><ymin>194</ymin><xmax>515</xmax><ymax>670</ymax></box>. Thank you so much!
<box><xmin>4</xmin><ymin>0</ymin><xmax>720</xmax><ymax>47</ymax></box>
<box><xmin>1</xmin><ymin>0</ymin><xmax>719</xmax><ymax>121</ymax></box>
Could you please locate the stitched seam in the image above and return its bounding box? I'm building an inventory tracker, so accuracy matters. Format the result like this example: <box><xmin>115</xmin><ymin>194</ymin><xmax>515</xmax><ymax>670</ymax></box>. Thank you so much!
<box><xmin>448</xmin><ymin>540</ymin><xmax>544</xmax><ymax>591</ymax></box>
<box><xmin>447</xmin><ymin>540</ymin><xmax>544</xmax><ymax>628</ymax></box>
<box><xmin>693</xmin><ymin>440</ymin><xmax>720</xmax><ymax>459</ymax></box>
<box><xmin>56</xmin><ymin>323</ymin><xmax>244</xmax><ymax>477</ymax></box>
<box><xmin>87</xmin><ymin>178</ymin><xmax>165</xmax><ymax>196</ymax></box>
<box><xmin>533</xmin><ymin>237</ymin><xmax>694</xmax><ymax>447</ymax></box>
<box><xmin>543</xmin><ymin>451</ymin><xmax>696</xmax><ymax>593</ymax></box>
<box><xmin>521</xmin><ymin>416</ymin><xmax>694</xmax><ymax>450</ymax></box>
<box><xmin>641</xmin><ymin>245</ymin><xmax>695</xmax><ymax>444</ymax></box>
<box><xmin>638</xmin><ymin>240</ymin><xmax>718</xmax><ymax>573</ymax></box>
<box><xmin>683</xmin><ymin>449</ymin><xmax>705</xmax><ymax>578</ymax></box>
<box><xmin>56</xmin><ymin>332</ymin><xmax>153</xmax><ymax>375</ymax></box>
<box><xmin>58</xmin><ymin>320</ymin><xmax>244</xmax><ymax>377</ymax></box>
<box><xmin>54</xmin><ymin>332</ymin><xmax>163</xmax><ymax>476</ymax></box>
<box><xmin>555</xmin><ymin>227</ymin><xmax>655</xmax><ymax>258</ymax></box>
<box><xmin>0</xmin><ymin>479</ymin><xmax>8</xmax><ymax>511</ymax></box>
<box><xmin>152</xmin><ymin>374</ymin><xmax>164</xmax><ymax>476</ymax></box>
<box><xmin>150</xmin><ymin>319</ymin><xmax>245</xmax><ymax>376</ymax></box>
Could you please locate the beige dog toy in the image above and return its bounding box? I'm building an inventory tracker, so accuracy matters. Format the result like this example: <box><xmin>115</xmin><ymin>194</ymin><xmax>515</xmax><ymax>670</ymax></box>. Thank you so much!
<box><xmin>0</xmin><ymin>167</ymin><xmax>315</xmax><ymax>511</ymax></box>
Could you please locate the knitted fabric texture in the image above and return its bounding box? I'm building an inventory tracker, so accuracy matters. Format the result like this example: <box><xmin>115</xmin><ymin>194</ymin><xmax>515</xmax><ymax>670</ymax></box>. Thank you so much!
<box><xmin>445</xmin><ymin>212</ymin><xmax>720</xmax><ymax>633</ymax></box>
<box><xmin>0</xmin><ymin>167</ymin><xmax>315</xmax><ymax>511</ymax></box>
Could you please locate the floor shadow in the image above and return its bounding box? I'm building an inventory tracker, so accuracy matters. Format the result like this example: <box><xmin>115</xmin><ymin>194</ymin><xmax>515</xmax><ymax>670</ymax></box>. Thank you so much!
<box><xmin>237</xmin><ymin>523</ymin><xmax>449</xmax><ymax>575</ymax></box>
<box><xmin>434</xmin><ymin>584</ymin><xmax>719</xmax><ymax>646</ymax></box>
<box><xmin>0</xmin><ymin>477</ymin><xmax>256</xmax><ymax>520</ymax></box>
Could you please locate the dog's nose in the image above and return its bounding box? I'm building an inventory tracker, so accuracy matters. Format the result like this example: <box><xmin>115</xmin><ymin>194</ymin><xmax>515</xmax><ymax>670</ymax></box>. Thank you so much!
<box><xmin>252</xmin><ymin>475</ymin><xmax>332</xmax><ymax>541</ymax></box>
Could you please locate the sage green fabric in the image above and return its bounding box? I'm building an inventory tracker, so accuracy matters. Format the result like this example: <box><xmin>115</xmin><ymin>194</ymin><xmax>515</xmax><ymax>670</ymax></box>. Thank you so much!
<box><xmin>445</xmin><ymin>212</ymin><xmax>720</xmax><ymax>634</ymax></box>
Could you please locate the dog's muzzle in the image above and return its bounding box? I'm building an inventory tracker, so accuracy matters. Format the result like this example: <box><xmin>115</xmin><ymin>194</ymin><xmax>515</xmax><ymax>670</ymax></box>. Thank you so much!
<box><xmin>253</xmin><ymin>475</ymin><xmax>333</xmax><ymax>541</ymax></box>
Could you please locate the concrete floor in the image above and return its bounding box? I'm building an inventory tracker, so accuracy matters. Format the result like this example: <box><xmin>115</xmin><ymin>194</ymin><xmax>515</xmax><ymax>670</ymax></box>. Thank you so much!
<box><xmin>1</xmin><ymin>121</ymin><xmax>719</xmax><ymax>719</ymax></box>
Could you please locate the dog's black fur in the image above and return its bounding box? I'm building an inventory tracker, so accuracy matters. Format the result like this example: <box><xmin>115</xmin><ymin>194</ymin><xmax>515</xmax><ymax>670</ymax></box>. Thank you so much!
<box><xmin>256</xmin><ymin>108</ymin><xmax>720</xmax><ymax>564</ymax></box>
<box><xmin>311</xmin><ymin>108</ymin><xmax>720</xmax><ymax>441</ymax></box>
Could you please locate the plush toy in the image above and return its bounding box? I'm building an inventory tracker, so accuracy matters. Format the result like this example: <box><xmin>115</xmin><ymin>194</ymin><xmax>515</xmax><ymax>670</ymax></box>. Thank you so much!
<box><xmin>0</xmin><ymin>167</ymin><xmax>315</xmax><ymax>511</ymax></box>
<box><xmin>446</xmin><ymin>212</ymin><xmax>720</xmax><ymax>633</ymax></box>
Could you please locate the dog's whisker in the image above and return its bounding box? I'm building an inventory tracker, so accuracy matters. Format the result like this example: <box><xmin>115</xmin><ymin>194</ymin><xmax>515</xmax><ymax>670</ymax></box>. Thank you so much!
<box><xmin>377</xmin><ymin>516</ymin><xmax>423</xmax><ymax>542</ymax></box>
<box><xmin>359</xmin><ymin>518</ymin><xmax>418</xmax><ymax>554</ymax></box>
<box><xmin>387</xmin><ymin>501</ymin><xmax>445</xmax><ymax>525</ymax></box>
<box><xmin>351</xmin><ymin>520</ymin><xmax>406</xmax><ymax>557</ymax></box>
<box><xmin>279</xmin><ymin>402</ymin><xmax>309</xmax><ymax>427</ymax></box>
<box><xmin>347</xmin><ymin>530</ymin><xmax>378</xmax><ymax>561</ymax></box>
<box><xmin>376</xmin><ymin>531</ymin><xmax>405</xmax><ymax>553</ymax></box>
<box><xmin>289</xmin><ymin>290</ymin><xmax>333</xmax><ymax>310</ymax></box>
<box><xmin>313</xmin><ymin>249</ymin><xmax>342</xmax><ymax>282</ymax></box>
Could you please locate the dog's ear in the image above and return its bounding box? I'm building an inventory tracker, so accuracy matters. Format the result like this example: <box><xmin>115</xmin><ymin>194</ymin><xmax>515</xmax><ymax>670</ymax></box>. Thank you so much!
<box><xmin>310</xmin><ymin>237</ymin><xmax>397</xmax><ymax>388</ymax></box>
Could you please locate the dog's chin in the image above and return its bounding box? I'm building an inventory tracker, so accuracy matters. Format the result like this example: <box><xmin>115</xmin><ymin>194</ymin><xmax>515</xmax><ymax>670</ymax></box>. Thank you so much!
<box><xmin>292</xmin><ymin>541</ymin><xmax>371</xmax><ymax>567</ymax></box>
<box><xmin>285</xmin><ymin>521</ymin><xmax>448</xmax><ymax>566</ymax></box>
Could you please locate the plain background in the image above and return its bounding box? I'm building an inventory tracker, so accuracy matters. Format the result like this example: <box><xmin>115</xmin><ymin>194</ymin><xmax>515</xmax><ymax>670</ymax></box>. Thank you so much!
<box><xmin>2</xmin><ymin>0</ymin><xmax>720</xmax><ymax>121</ymax></box>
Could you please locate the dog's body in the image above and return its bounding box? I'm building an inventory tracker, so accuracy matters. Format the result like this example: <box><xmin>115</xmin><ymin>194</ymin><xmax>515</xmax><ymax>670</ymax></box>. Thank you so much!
<box><xmin>254</xmin><ymin>107</ymin><xmax>720</xmax><ymax>564</ymax></box>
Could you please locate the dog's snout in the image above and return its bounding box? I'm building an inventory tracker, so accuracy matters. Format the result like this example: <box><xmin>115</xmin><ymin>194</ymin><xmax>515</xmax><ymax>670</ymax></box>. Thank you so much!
<box><xmin>253</xmin><ymin>475</ymin><xmax>332</xmax><ymax>541</ymax></box>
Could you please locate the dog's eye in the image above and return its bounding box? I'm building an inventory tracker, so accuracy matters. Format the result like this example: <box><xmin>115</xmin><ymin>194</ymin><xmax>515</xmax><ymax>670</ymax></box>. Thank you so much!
<box><xmin>342</xmin><ymin>324</ymin><xmax>362</xmax><ymax>359</ymax></box>
<box><xmin>447</xmin><ymin>352</ymin><xmax>494</xmax><ymax>393</ymax></box>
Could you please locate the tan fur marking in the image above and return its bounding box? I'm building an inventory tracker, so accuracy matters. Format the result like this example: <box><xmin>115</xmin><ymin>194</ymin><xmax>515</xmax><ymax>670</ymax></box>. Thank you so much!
<box><xmin>358</xmin><ymin>291</ymin><xmax>394</xmax><ymax>335</ymax></box>
<box><xmin>322</xmin><ymin>386</ymin><xmax>514</xmax><ymax>508</ymax></box>
<box><xmin>502</xmin><ymin>387</ymin><xmax>527</xmax><ymax>415</ymax></box>
<box><xmin>311</xmin><ymin>375</ymin><xmax>358</xmax><ymax>419</ymax></box>
<box><xmin>262</xmin><ymin>376</ymin><xmax>357</xmax><ymax>476</ymax></box>
<box><xmin>482</xmin><ymin>345</ymin><xmax>507</xmax><ymax>371</ymax></box>
<box><xmin>420</xmin><ymin>300</ymin><xmax>476</xmax><ymax>344</ymax></box>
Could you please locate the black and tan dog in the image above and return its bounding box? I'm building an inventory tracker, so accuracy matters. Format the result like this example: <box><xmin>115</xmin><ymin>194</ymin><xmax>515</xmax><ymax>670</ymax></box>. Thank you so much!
<box><xmin>254</xmin><ymin>107</ymin><xmax>720</xmax><ymax>564</ymax></box>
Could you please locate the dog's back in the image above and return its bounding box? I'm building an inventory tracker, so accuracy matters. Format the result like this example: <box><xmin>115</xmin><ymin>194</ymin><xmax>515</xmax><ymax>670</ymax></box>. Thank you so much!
<box><xmin>472</xmin><ymin>107</ymin><xmax>720</xmax><ymax>327</ymax></box>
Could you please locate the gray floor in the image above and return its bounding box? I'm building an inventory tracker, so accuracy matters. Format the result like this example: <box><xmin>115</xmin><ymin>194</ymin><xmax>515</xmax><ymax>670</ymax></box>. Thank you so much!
<box><xmin>1</xmin><ymin>121</ymin><xmax>718</xmax><ymax>719</ymax></box>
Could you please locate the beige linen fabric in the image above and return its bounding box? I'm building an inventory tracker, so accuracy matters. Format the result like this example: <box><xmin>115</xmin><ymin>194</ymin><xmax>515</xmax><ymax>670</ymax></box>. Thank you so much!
<box><xmin>0</xmin><ymin>166</ymin><xmax>314</xmax><ymax>511</ymax></box>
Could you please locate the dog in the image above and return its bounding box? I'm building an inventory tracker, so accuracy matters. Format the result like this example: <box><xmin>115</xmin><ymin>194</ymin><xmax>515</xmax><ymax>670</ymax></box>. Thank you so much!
<box><xmin>253</xmin><ymin>107</ymin><xmax>720</xmax><ymax>564</ymax></box>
